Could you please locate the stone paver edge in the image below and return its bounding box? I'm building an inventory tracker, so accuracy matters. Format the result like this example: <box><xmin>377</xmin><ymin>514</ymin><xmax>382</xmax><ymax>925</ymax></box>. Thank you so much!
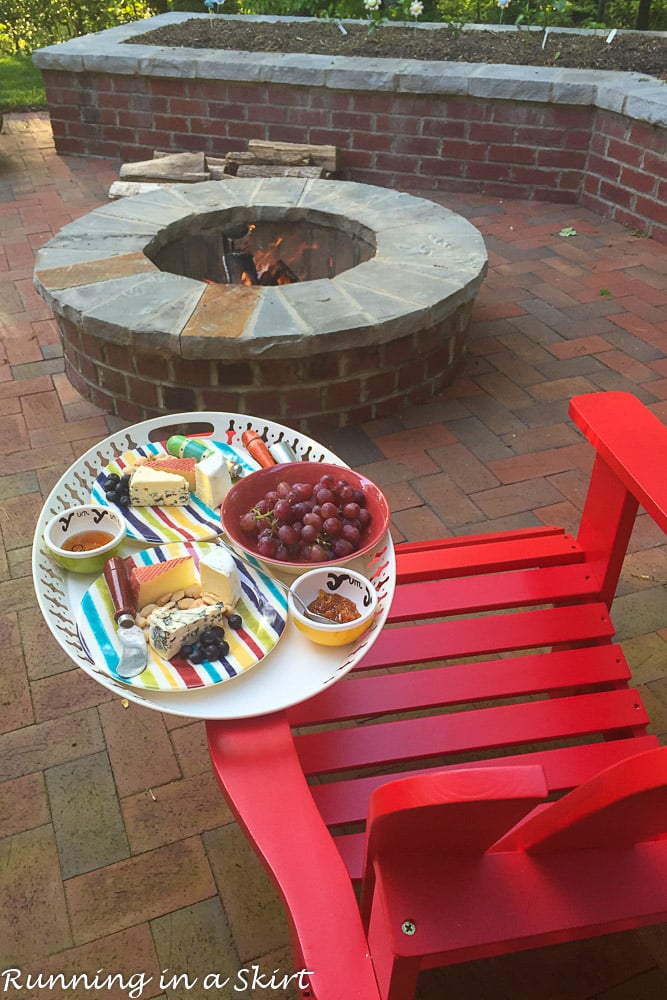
<box><xmin>31</xmin><ymin>13</ymin><xmax>667</xmax><ymax>129</ymax></box>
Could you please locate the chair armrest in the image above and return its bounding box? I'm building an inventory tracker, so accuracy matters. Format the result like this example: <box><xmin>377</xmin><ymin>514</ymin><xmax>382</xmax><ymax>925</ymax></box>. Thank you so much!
<box><xmin>360</xmin><ymin>766</ymin><xmax>548</xmax><ymax>923</ymax></box>
<box><xmin>206</xmin><ymin>715</ymin><xmax>381</xmax><ymax>1000</ymax></box>
<box><xmin>366</xmin><ymin>765</ymin><xmax>549</xmax><ymax>855</ymax></box>
<box><xmin>570</xmin><ymin>392</ymin><xmax>667</xmax><ymax>532</ymax></box>
<box><xmin>492</xmin><ymin>747</ymin><xmax>667</xmax><ymax>852</ymax></box>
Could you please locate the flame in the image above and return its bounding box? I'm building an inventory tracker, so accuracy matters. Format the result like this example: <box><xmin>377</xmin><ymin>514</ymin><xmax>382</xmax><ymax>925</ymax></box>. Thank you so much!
<box><xmin>253</xmin><ymin>238</ymin><xmax>318</xmax><ymax>282</ymax></box>
<box><xmin>229</xmin><ymin>227</ymin><xmax>320</xmax><ymax>286</ymax></box>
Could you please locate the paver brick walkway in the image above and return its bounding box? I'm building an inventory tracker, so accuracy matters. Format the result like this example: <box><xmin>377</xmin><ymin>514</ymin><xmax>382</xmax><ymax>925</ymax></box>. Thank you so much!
<box><xmin>1</xmin><ymin>112</ymin><xmax>666</xmax><ymax>1000</ymax></box>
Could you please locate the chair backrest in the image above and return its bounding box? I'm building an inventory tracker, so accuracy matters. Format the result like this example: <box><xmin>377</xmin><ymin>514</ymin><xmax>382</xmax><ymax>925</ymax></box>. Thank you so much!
<box><xmin>570</xmin><ymin>392</ymin><xmax>667</xmax><ymax>604</ymax></box>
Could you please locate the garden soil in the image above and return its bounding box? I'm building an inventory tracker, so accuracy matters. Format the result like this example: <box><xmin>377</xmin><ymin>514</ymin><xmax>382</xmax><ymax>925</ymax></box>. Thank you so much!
<box><xmin>128</xmin><ymin>18</ymin><xmax>667</xmax><ymax>79</ymax></box>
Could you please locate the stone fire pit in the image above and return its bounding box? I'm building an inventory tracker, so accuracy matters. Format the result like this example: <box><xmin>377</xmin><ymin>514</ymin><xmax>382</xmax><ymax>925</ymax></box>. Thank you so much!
<box><xmin>33</xmin><ymin>178</ymin><xmax>487</xmax><ymax>431</ymax></box>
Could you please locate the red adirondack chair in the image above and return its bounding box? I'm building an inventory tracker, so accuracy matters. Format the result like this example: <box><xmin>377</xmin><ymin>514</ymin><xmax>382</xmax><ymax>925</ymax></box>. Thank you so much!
<box><xmin>207</xmin><ymin>391</ymin><xmax>667</xmax><ymax>1000</ymax></box>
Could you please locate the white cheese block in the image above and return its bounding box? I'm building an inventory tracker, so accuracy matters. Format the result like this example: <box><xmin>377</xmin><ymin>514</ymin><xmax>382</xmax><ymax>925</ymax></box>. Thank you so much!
<box><xmin>200</xmin><ymin>546</ymin><xmax>242</xmax><ymax>608</ymax></box>
<box><xmin>129</xmin><ymin>465</ymin><xmax>190</xmax><ymax>506</ymax></box>
<box><xmin>148</xmin><ymin>602</ymin><xmax>228</xmax><ymax>659</ymax></box>
<box><xmin>195</xmin><ymin>450</ymin><xmax>232</xmax><ymax>510</ymax></box>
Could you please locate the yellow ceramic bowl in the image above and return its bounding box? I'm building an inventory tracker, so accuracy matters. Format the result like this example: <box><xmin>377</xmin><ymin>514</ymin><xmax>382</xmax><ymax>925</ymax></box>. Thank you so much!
<box><xmin>288</xmin><ymin>567</ymin><xmax>378</xmax><ymax>646</ymax></box>
<box><xmin>43</xmin><ymin>504</ymin><xmax>125</xmax><ymax>574</ymax></box>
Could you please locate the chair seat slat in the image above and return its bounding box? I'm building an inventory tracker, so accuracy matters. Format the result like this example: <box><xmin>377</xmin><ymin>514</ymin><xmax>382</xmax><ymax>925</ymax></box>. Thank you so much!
<box><xmin>313</xmin><ymin>736</ymin><xmax>660</xmax><ymax>831</ymax></box>
<box><xmin>357</xmin><ymin>602</ymin><xmax>614</xmax><ymax>672</ymax></box>
<box><xmin>294</xmin><ymin>688</ymin><xmax>649</xmax><ymax>776</ymax></box>
<box><xmin>387</xmin><ymin>563</ymin><xmax>600</xmax><ymax>623</ymax></box>
<box><xmin>395</xmin><ymin>531</ymin><xmax>582</xmax><ymax>583</ymax></box>
<box><xmin>288</xmin><ymin>644</ymin><xmax>630</xmax><ymax>727</ymax></box>
<box><xmin>394</xmin><ymin>525</ymin><xmax>566</xmax><ymax>558</ymax></box>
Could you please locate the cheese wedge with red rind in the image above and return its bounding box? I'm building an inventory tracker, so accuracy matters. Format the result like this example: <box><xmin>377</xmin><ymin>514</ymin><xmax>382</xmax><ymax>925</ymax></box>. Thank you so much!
<box><xmin>129</xmin><ymin>556</ymin><xmax>197</xmax><ymax>610</ymax></box>
<box><xmin>141</xmin><ymin>457</ymin><xmax>197</xmax><ymax>490</ymax></box>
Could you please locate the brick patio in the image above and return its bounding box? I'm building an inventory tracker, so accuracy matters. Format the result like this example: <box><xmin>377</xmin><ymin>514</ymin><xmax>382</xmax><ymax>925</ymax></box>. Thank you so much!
<box><xmin>1</xmin><ymin>111</ymin><xmax>666</xmax><ymax>1000</ymax></box>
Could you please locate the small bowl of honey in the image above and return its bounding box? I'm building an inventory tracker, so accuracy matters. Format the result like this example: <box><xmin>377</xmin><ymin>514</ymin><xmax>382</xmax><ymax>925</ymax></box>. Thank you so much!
<box><xmin>288</xmin><ymin>567</ymin><xmax>379</xmax><ymax>647</ymax></box>
<box><xmin>43</xmin><ymin>504</ymin><xmax>125</xmax><ymax>574</ymax></box>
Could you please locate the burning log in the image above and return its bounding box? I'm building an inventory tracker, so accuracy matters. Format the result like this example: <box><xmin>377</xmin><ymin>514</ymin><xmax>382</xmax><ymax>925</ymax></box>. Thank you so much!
<box><xmin>257</xmin><ymin>260</ymin><xmax>299</xmax><ymax>286</ymax></box>
<box><xmin>221</xmin><ymin>252</ymin><xmax>258</xmax><ymax>285</ymax></box>
<box><xmin>217</xmin><ymin>226</ymin><xmax>303</xmax><ymax>286</ymax></box>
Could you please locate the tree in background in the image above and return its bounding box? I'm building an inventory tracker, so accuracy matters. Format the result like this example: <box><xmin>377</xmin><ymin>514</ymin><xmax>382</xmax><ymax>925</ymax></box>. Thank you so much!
<box><xmin>0</xmin><ymin>0</ymin><xmax>157</xmax><ymax>54</ymax></box>
<box><xmin>635</xmin><ymin>0</ymin><xmax>651</xmax><ymax>28</ymax></box>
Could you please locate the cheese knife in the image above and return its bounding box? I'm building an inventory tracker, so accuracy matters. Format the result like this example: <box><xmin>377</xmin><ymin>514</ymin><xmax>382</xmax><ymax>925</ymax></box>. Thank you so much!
<box><xmin>103</xmin><ymin>556</ymin><xmax>149</xmax><ymax>678</ymax></box>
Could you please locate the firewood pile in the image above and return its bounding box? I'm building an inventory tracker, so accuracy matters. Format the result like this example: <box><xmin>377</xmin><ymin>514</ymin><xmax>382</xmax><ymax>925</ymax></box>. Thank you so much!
<box><xmin>109</xmin><ymin>141</ymin><xmax>341</xmax><ymax>199</ymax></box>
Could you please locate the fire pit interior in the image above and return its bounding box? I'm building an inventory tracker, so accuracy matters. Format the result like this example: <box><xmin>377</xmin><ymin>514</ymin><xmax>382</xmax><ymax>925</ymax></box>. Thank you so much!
<box><xmin>32</xmin><ymin>178</ymin><xmax>488</xmax><ymax>431</ymax></box>
<box><xmin>148</xmin><ymin>211</ymin><xmax>376</xmax><ymax>287</ymax></box>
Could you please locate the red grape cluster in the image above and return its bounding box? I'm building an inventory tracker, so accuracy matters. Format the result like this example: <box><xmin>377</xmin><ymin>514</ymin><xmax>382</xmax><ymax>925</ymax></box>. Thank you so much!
<box><xmin>239</xmin><ymin>472</ymin><xmax>372</xmax><ymax>563</ymax></box>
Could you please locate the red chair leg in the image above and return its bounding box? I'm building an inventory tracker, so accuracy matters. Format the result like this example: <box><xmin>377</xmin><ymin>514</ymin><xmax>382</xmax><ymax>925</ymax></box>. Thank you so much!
<box><xmin>367</xmin><ymin>889</ymin><xmax>420</xmax><ymax>1000</ymax></box>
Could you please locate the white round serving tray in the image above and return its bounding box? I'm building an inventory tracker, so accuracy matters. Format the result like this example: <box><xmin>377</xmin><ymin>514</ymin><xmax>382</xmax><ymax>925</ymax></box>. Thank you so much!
<box><xmin>32</xmin><ymin>411</ymin><xmax>396</xmax><ymax>719</ymax></box>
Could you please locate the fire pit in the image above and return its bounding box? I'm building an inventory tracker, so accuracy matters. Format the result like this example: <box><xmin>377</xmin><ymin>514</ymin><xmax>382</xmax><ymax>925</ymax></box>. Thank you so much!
<box><xmin>33</xmin><ymin>178</ymin><xmax>487</xmax><ymax>432</ymax></box>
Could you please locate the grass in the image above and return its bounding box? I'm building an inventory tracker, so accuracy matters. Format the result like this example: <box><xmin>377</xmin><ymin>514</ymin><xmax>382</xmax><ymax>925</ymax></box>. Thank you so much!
<box><xmin>0</xmin><ymin>54</ymin><xmax>47</xmax><ymax>113</ymax></box>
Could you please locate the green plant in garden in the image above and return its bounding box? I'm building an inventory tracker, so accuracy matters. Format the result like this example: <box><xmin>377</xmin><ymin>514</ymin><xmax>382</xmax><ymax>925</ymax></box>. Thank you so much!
<box><xmin>0</xmin><ymin>0</ymin><xmax>157</xmax><ymax>54</ymax></box>
<box><xmin>434</xmin><ymin>0</ymin><xmax>663</xmax><ymax>27</ymax></box>
<box><xmin>514</xmin><ymin>0</ymin><xmax>571</xmax><ymax>28</ymax></box>
<box><xmin>240</xmin><ymin>0</ymin><xmax>359</xmax><ymax>17</ymax></box>
<box><xmin>496</xmin><ymin>0</ymin><xmax>510</xmax><ymax>21</ymax></box>
<box><xmin>363</xmin><ymin>0</ymin><xmax>425</xmax><ymax>32</ymax></box>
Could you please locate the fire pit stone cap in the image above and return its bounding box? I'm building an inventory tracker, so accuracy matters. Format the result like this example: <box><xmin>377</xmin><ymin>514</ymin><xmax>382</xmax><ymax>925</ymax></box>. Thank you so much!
<box><xmin>48</xmin><ymin>271</ymin><xmax>203</xmax><ymax>350</ymax></box>
<box><xmin>34</xmin><ymin>179</ymin><xmax>488</xmax><ymax>361</ymax></box>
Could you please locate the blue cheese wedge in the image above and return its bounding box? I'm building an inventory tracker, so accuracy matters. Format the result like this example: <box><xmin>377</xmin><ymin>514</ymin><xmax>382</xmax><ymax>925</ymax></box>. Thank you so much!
<box><xmin>200</xmin><ymin>546</ymin><xmax>242</xmax><ymax>608</ymax></box>
<box><xmin>195</xmin><ymin>450</ymin><xmax>232</xmax><ymax>510</ymax></box>
<box><xmin>148</xmin><ymin>602</ymin><xmax>229</xmax><ymax>659</ymax></box>
<box><xmin>129</xmin><ymin>465</ymin><xmax>190</xmax><ymax>506</ymax></box>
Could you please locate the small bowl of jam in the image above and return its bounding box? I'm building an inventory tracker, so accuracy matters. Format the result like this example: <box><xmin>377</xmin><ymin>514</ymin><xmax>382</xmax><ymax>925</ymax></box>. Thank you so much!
<box><xmin>43</xmin><ymin>504</ymin><xmax>125</xmax><ymax>574</ymax></box>
<box><xmin>288</xmin><ymin>567</ymin><xmax>378</xmax><ymax>646</ymax></box>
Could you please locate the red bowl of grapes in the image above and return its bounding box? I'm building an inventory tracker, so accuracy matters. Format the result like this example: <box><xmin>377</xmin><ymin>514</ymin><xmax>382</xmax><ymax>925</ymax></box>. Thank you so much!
<box><xmin>220</xmin><ymin>462</ymin><xmax>391</xmax><ymax>574</ymax></box>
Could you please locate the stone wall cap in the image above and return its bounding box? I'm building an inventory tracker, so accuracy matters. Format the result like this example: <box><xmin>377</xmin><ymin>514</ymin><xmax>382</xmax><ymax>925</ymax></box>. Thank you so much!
<box><xmin>623</xmin><ymin>84</ymin><xmax>667</xmax><ymax>127</ymax></box>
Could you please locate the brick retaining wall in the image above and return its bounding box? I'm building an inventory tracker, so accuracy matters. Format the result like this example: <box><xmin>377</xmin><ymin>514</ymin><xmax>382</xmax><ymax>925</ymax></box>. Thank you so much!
<box><xmin>33</xmin><ymin>16</ymin><xmax>667</xmax><ymax>246</ymax></box>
